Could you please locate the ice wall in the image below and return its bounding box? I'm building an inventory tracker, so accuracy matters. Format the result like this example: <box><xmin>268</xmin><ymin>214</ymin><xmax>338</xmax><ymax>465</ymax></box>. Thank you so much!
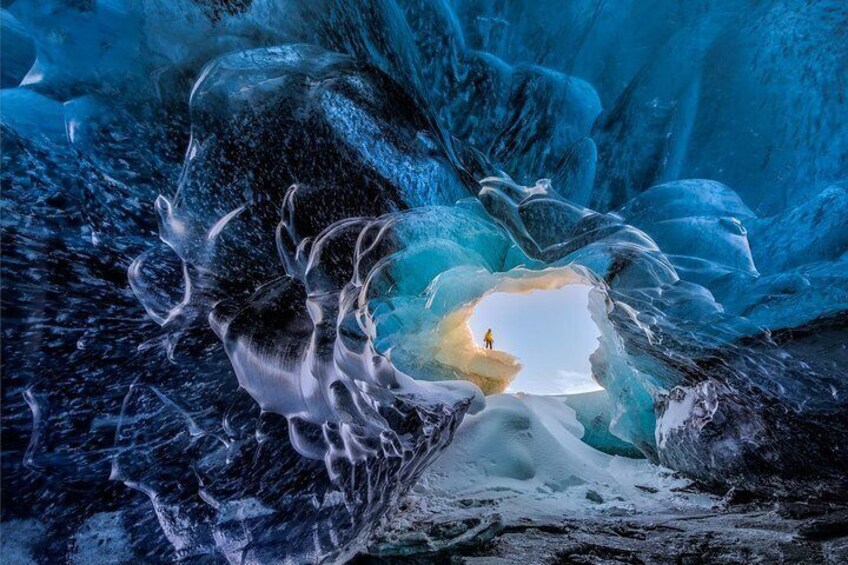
<box><xmin>453</xmin><ymin>0</ymin><xmax>848</xmax><ymax>214</ymax></box>
<box><xmin>2</xmin><ymin>0</ymin><xmax>846</xmax><ymax>562</ymax></box>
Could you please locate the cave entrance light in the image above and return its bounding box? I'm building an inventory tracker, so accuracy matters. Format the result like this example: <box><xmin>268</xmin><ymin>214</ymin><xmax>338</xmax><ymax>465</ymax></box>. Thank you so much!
<box><xmin>468</xmin><ymin>284</ymin><xmax>603</xmax><ymax>396</ymax></box>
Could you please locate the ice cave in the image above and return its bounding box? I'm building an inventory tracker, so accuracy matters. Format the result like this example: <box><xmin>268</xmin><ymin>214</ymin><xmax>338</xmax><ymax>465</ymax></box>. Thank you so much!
<box><xmin>1</xmin><ymin>1</ymin><xmax>847</xmax><ymax>563</ymax></box>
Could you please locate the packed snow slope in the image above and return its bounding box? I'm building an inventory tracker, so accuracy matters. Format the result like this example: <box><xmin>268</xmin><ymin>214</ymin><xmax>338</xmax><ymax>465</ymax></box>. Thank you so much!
<box><xmin>2</xmin><ymin>0</ymin><xmax>847</xmax><ymax>562</ymax></box>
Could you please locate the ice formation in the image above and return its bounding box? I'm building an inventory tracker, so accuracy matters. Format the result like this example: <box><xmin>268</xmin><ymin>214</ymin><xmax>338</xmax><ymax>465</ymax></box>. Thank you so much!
<box><xmin>413</xmin><ymin>393</ymin><xmax>716</xmax><ymax>523</ymax></box>
<box><xmin>2</xmin><ymin>0</ymin><xmax>847</xmax><ymax>563</ymax></box>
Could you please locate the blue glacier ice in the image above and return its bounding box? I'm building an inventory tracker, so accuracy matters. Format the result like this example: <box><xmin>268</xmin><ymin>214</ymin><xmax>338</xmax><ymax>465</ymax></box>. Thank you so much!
<box><xmin>2</xmin><ymin>0</ymin><xmax>847</xmax><ymax>562</ymax></box>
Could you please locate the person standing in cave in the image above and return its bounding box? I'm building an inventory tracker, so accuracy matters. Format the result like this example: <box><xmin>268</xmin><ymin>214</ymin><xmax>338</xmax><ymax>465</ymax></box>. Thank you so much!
<box><xmin>483</xmin><ymin>328</ymin><xmax>494</xmax><ymax>350</ymax></box>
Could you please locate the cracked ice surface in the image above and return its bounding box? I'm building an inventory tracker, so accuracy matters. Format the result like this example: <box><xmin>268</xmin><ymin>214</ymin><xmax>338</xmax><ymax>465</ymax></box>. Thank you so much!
<box><xmin>2</xmin><ymin>0</ymin><xmax>847</xmax><ymax>562</ymax></box>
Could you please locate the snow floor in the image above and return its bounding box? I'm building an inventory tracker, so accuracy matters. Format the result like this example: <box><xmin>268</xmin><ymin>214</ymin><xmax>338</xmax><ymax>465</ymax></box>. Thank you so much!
<box><xmin>357</xmin><ymin>393</ymin><xmax>848</xmax><ymax>564</ymax></box>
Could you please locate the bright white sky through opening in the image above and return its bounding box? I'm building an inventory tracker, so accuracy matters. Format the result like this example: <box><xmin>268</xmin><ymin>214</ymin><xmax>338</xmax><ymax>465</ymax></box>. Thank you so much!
<box><xmin>468</xmin><ymin>284</ymin><xmax>603</xmax><ymax>395</ymax></box>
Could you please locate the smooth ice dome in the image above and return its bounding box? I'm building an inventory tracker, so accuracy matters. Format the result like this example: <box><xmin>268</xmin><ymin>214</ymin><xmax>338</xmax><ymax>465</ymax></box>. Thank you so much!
<box><xmin>2</xmin><ymin>0</ymin><xmax>846</xmax><ymax>563</ymax></box>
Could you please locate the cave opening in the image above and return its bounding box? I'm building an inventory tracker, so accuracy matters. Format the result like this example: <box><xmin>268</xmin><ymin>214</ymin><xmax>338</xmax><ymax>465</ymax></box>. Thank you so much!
<box><xmin>468</xmin><ymin>284</ymin><xmax>603</xmax><ymax>396</ymax></box>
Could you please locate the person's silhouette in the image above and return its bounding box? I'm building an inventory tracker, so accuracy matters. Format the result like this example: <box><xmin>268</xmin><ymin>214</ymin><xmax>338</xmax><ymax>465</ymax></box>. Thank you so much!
<box><xmin>483</xmin><ymin>328</ymin><xmax>494</xmax><ymax>350</ymax></box>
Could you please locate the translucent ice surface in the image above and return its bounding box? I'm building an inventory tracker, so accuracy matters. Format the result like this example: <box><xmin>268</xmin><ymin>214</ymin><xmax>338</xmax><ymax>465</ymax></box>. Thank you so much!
<box><xmin>2</xmin><ymin>0</ymin><xmax>846</xmax><ymax>562</ymax></box>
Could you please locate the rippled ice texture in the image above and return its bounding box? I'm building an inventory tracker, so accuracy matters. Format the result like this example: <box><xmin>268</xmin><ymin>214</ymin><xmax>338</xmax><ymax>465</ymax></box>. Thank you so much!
<box><xmin>2</xmin><ymin>0</ymin><xmax>846</xmax><ymax>562</ymax></box>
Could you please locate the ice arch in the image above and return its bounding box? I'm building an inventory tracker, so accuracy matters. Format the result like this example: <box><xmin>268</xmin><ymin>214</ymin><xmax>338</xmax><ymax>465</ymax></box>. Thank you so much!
<box><xmin>379</xmin><ymin>266</ymin><xmax>607</xmax><ymax>396</ymax></box>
